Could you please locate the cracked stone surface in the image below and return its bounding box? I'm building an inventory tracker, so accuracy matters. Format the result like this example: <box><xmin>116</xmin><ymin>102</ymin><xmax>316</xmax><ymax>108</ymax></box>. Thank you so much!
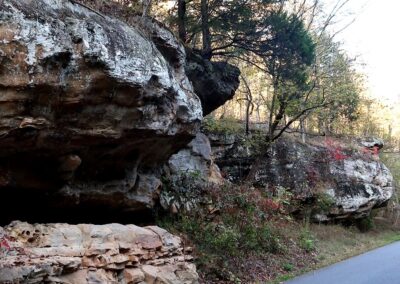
<box><xmin>212</xmin><ymin>134</ymin><xmax>394</xmax><ymax>221</ymax></box>
<box><xmin>0</xmin><ymin>222</ymin><xmax>198</xmax><ymax>283</ymax></box>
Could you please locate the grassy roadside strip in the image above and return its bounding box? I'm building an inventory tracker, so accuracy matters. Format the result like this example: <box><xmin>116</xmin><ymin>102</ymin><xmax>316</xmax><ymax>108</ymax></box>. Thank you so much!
<box><xmin>271</xmin><ymin>220</ymin><xmax>400</xmax><ymax>283</ymax></box>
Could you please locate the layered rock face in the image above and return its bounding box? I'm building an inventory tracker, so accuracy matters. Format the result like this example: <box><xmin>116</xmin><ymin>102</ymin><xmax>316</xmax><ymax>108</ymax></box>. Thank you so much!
<box><xmin>211</xmin><ymin>134</ymin><xmax>394</xmax><ymax>221</ymax></box>
<box><xmin>0</xmin><ymin>221</ymin><xmax>198</xmax><ymax>283</ymax></box>
<box><xmin>0</xmin><ymin>0</ymin><xmax>205</xmax><ymax>217</ymax></box>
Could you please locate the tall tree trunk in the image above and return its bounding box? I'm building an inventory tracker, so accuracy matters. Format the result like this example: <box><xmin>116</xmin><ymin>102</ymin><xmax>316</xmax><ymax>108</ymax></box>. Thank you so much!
<box><xmin>268</xmin><ymin>84</ymin><xmax>278</xmax><ymax>142</ymax></box>
<box><xmin>219</xmin><ymin>105</ymin><xmax>226</xmax><ymax>119</ymax></box>
<box><xmin>245</xmin><ymin>100</ymin><xmax>251</xmax><ymax>136</ymax></box>
<box><xmin>177</xmin><ymin>0</ymin><xmax>187</xmax><ymax>42</ymax></box>
<box><xmin>300</xmin><ymin>117</ymin><xmax>306</xmax><ymax>143</ymax></box>
<box><xmin>241</xmin><ymin>75</ymin><xmax>253</xmax><ymax>136</ymax></box>
<box><xmin>256</xmin><ymin>104</ymin><xmax>261</xmax><ymax>123</ymax></box>
<box><xmin>201</xmin><ymin>0</ymin><xmax>212</xmax><ymax>59</ymax></box>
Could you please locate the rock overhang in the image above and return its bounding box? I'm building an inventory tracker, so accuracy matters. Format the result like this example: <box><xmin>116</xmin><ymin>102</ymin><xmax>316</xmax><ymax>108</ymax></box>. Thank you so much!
<box><xmin>0</xmin><ymin>0</ymin><xmax>204</xmax><ymax>216</ymax></box>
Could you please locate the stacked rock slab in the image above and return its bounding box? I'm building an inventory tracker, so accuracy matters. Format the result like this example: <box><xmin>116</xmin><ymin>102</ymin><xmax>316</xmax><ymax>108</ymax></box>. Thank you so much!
<box><xmin>0</xmin><ymin>221</ymin><xmax>198</xmax><ymax>283</ymax></box>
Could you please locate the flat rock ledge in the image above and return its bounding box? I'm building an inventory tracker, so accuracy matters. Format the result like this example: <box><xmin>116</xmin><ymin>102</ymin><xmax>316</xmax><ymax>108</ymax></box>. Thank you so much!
<box><xmin>0</xmin><ymin>222</ymin><xmax>198</xmax><ymax>284</ymax></box>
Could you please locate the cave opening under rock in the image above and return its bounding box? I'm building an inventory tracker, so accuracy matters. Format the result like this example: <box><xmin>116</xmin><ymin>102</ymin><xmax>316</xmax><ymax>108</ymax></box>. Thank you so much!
<box><xmin>0</xmin><ymin>188</ymin><xmax>156</xmax><ymax>226</ymax></box>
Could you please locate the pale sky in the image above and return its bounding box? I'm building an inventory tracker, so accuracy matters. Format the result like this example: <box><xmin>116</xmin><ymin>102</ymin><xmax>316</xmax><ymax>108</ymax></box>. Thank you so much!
<box><xmin>332</xmin><ymin>0</ymin><xmax>400</xmax><ymax>102</ymax></box>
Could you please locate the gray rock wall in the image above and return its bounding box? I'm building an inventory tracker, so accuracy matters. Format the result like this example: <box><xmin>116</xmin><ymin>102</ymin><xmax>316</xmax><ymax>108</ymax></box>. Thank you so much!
<box><xmin>161</xmin><ymin>133</ymin><xmax>223</xmax><ymax>213</ymax></box>
<box><xmin>211</xmin><ymin>134</ymin><xmax>394</xmax><ymax>221</ymax></box>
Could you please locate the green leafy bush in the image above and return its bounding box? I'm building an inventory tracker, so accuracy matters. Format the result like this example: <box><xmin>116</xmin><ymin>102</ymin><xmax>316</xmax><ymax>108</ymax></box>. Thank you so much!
<box><xmin>157</xmin><ymin>183</ymin><xmax>287</xmax><ymax>260</ymax></box>
<box><xmin>160</xmin><ymin>170</ymin><xmax>208</xmax><ymax>213</ymax></box>
<box><xmin>203</xmin><ymin>117</ymin><xmax>243</xmax><ymax>135</ymax></box>
<box><xmin>356</xmin><ymin>216</ymin><xmax>375</xmax><ymax>232</ymax></box>
<box><xmin>283</xmin><ymin>263</ymin><xmax>294</xmax><ymax>272</ymax></box>
<box><xmin>299</xmin><ymin>229</ymin><xmax>315</xmax><ymax>252</ymax></box>
<box><xmin>316</xmin><ymin>192</ymin><xmax>336</xmax><ymax>211</ymax></box>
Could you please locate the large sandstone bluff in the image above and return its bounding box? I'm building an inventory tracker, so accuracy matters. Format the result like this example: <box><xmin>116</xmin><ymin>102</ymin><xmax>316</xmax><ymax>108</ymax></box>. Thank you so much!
<box><xmin>0</xmin><ymin>0</ymin><xmax>240</xmax><ymax>282</ymax></box>
<box><xmin>0</xmin><ymin>0</ymin><xmax>239</xmax><ymax>221</ymax></box>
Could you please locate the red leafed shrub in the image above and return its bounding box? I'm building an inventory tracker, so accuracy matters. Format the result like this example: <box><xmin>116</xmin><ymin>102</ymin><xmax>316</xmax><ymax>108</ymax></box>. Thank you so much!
<box><xmin>0</xmin><ymin>235</ymin><xmax>26</xmax><ymax>255</ymax></box>
<box><xmin>0</xmin><ymin>237</ymin><xmax>11</xmax><ymax>250</ymax></box>
<box><xmin>325</xmin><ymin>138</ymin><xmax>348</xmax><ymax>161</ymax></box>
<box><xmin>332</xmin><ymin>148</ymin><xmax>348</xmax><ymax>160</ymax></box>
<box><xmin>262</xmin><ymin>198</ymin><xmax>281</xmax><ymax>212</ymax></box>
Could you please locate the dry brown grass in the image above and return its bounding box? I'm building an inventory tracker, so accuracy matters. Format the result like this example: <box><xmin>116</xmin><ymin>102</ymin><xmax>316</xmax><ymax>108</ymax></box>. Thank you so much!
<box><xmin>312</xmin><ymin>219</ymin><xmax>400</xmax><ymax>267</ymax></box>
<box><xmin>269</xmin><ymin>217</ymin><xmax>400</xmax><ymax>283</ymax></box>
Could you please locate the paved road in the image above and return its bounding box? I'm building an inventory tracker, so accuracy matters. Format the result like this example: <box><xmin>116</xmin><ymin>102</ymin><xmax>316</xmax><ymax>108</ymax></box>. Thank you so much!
<box><xmin>286</xmin><ymin>241</ymin><xmax>400</xmax><ymax>284</ymax></box>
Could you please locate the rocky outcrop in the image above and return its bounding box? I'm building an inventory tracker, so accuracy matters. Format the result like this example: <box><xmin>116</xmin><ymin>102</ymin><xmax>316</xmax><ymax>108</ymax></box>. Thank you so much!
<box><xmin>212</xmin><ymin>134</ymin><xmax>394</xmax><ymax>221</ymax></box>
<box><xmin>0</xmin><ymin>221</ymin><xmax>198</xmax><ymax>283</ymax></box>
<box><xmin>0</xmin><ymin>1</ymin><xmax>242</xmax><ymax>281</ymax></box>
<box><xmin>185</xmin><ymin>50</ymin><xmax>240</xmax><ymax>116</ymax></box>
<box><xmin>0</xmin><ymin>0</ymin><xmax>201</xmax><ymax>214</ymax></box>
<box><xmin>0</xmin><ymin>0</ymin><xmax>240</xmax><ymax>220</ymax></box>
<box><xmin>358</xmin><ymin>137</ymin><xmax>384</xmax><ymax>150</ymax></box>
<box><xmin>167</xmin><ymin>132</ymin><xmax>223</xmax><ymax>185</ymax></box>
<box><xmin>160</xmin><ymin>133</ymin><xmax>223</xmax><ymax>213</ymax></box>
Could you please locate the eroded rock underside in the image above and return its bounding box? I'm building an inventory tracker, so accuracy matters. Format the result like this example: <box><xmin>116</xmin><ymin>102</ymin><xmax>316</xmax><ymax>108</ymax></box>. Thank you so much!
<box><xmin>0</xmin><ymin>222</ymin><xmax>198</xmax><ymax>283</ymax></box>
<box><xmin>0</xmin><ymin>0</ymin><xmax>243</xmax><ymax>224</ymax></box>
<box><xmin>0</xmin><ymin>0</ymin><xmax>241</xmax><ymax>224</ymax></box>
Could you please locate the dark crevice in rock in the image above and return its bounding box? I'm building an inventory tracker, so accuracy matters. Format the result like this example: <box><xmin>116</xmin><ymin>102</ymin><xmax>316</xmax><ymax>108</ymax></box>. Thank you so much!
<box><xmin>0</xmin><ymin>188</ymin><xmax>156</xmax><ymax>226</ymax></box>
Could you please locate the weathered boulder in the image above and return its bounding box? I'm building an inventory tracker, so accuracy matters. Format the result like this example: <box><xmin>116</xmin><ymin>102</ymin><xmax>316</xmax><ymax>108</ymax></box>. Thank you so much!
<box><xmin>213</xmin><ymin>134</ymin><xmax>394</xmax><ymax>221</ymax></box>
<box><xmin>161</xmin><ymin>133</ymin><xmax>223</xmax><ymax>213</ymax></box>
<box><xmin>0</xmin><ymin>0</ymin><xmax>202</xmax><ymax>219</ymax></box>
<box><xmin>359</xmin><ymin>137</ymin><xmax>384</xmax><ymax>150</ymax></box>
<box><xmin>185</xmin><ymin>49</ymin><xmax>240</xmax><ymax>116</ymax></box>
<box><xmin>168</xmin><ymin>132</ymin><xmax>223</xmax><ymax>184</ymax></box>
<box><xmin>0</xmin><ymin>221</ymin><xmax>198</xmax><ymax>283</ymax></box>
